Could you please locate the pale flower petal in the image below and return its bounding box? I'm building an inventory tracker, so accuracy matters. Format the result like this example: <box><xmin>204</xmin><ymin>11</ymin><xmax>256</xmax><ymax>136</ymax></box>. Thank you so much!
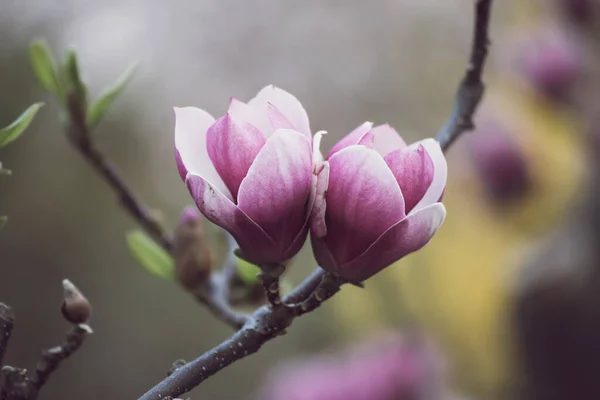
<box><xmin>327</xmin><ymin>121</ymin><xmax>373</xmax><ymax>159</ymax></box>
<box><xmin>174</xmin><ymin>107</ymin><xmax>230</xmax><ymax>199</ymax></box>
<box><xmin>408</xmin><ymin>139</ymin><xmax>447</xmax><ymax>214</ymax></box>
<box><xmin>248</xmin><ymin>85</ymin><xmax>311</xmax><ymax>138</ymax></box>
<box><xmin>370</xmin><ymin>124</ymin><xmax>407</xmax><ymax>157</ymax></box>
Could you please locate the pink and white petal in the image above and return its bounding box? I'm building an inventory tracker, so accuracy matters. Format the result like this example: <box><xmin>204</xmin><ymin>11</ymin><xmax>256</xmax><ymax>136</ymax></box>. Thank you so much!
<box><xmin>310</xmin><ymin>161</ymin><xmax>330</xmax><ymax>238</ymax></box>
<box><xmin>310</xmin><ymin>234</ymin><xmax>340</xmax><ymax>275</ymax></box>
<box><xmin>283</xmin><ymin>157</ymin><xmax>322</xmax><ymax>260</ymax></box>
<box><xmin>228</xmin><ymin>97</ymin><xmax>271</xmax><ymax>135</ymax></box>
<box><xmin>370</xmin><ymin>124</ymin><xmax>407</xmax><ymax>157</ymax></box>
<box><xmin>312</xmin><ymin>130</ymin><xmax>326</xmax><ymax>174</ymax></box>
<box><xmin>408</xmin><ymin>139</ymin><xmax>447</xmax><ymax>214</ymax></box>
<box><xmin>324</xmin><ymin>145</ymin><xmax>405</xmax><ymax>266</ymax></box>
<box><xmin>237</xmin><ymin>129</ymin><xmax>313</xmax><ymax>251</ymax></box>
<box><xmin>206</xmin><ymin>113</ymin><xmax>266</xmax><ymax>201</ymax></box>
<box><xmin>268</xmin><ymin>103</ymin><xmax>295</xmax><ymax>131</ymax></box>
<box><xmin>384</xmin><ymin>144</ymin><xmax>434</xmax><ymax>214</ymax></box>
<box><xmin>339</xmin><ymin>203</ymin><xmax>446</xmax><ymax>282</ymax></box>
<box><xmin>248</xmin><ymin>85</ymin><xmax>311</xmax><ymax>138</ymax></box>
<box><xmin>174</xmin><ymin>107</ymin><xmax>230</xmax><ymax>198</ymax></box>
<box><xmin>326</xmin><ymin>121</ymin><xmax>374</xmax><ymax>159</ymax></box>
<box><xmin>186</xmin><ymin>174</ymin><xmax>280</xmax><ymax>264</ymax></box>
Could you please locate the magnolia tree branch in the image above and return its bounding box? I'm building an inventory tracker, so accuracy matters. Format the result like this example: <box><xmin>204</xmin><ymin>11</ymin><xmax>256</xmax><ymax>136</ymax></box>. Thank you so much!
<box><xmin>29</xmin><ymin>324</ymin><xmax>92</xmax><ymax>392</ymax></box>
<box><xmin>140</xmin><ymin>2</ymin><xmax>492</xmax><ymax>398</ymax></box>
<box><xmin>0</xmin><ymin>304</ymin><xmax>14</xmax><ymax>368</ymax></box>
<box><xmin>0</xmin><ymin>282</ymin><xmax>92</xmax><ymax>400</ymax></box>
<box><xmin>64</xmin><ymin>96</ymin><xmax>247</xmax><ymax>329</ymax></box>
<box><xmin>64</xmin><ymin>95</ymin><xmax>174</xmax><ymax>252</ymax></box>
<box><xmin>436</xmin><ymin>0</ymin><xmax>492</xmax><ymax>151</ymax></box>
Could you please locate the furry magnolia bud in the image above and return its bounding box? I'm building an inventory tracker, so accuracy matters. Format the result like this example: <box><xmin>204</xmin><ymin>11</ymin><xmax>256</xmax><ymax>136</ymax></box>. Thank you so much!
<box><xmin>173</xmin><ymin>206</ymin><xmax>213</xmax><ymax>291</ymax></box>
<box><xmin>61</xmin><ymin>279</ymin><xmax>92</xmax><ymax>324</ymax></box>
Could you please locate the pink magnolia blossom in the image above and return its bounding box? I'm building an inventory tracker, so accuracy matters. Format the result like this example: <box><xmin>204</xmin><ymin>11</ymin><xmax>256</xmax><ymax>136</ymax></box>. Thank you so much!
<box><xmin>310</xmin><ymin>123</ymin><xmax>447</xmax><ymax>282</ymax></box>
<box><xmin>174</xmin><ymin>85</ymin><xmax>319</xmax><ymax>265</ymax></box>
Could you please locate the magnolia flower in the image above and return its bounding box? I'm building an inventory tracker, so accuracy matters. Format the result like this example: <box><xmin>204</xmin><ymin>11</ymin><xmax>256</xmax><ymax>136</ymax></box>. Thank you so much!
<box><xmin>311</xmin><ymin>123</ymin><xmax>447</xmax><ymax>282</ymax></box>
<box><xmin>174</xmin><ymin>85</ymin><xmax>318</xmax><ymax>265</ymax></box>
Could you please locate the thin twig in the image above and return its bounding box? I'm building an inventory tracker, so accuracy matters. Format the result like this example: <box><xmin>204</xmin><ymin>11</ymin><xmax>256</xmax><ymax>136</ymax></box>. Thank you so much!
<box><xmin>436</xmin><ymin>0</ymin><xmax>493</xmax><ymax>151</ymax></box>
<box><xmin>191</xmin><ymin>234</ymin><xmax>250</xmax><ymax>329</ymax></box>
<box><xmin>258</xmin><ymin>263</ymin><xmax>286</xmax><ymax>307</ymax></box>
<box><xmin>30</xmin><ymin>324</ymin><xmax>92</xmax><ymax>391</ymax></box>
<box><xmin>139</xmin><ymin>2</ymin><xmax>494</xmax><ymax>398</ymax></box>
<box><xmin>193</xmin><ymin>276</ymin><xmax>249</xmax><ymax>330</ymax></box>
<box><xmin>0</xmin><ymin>304</ymin><xmax>14</xmax><ymax>367</ymax></box>
<box><xmin>65</xmin><ymin>94</ymin><xmax>173</xmax><ymax>252</ymax></box>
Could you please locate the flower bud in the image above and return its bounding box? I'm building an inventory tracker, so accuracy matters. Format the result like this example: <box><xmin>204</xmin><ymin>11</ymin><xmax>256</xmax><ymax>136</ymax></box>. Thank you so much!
<box><xmin>173</xmin><ymin>206</ymin><xmax>213</xmax><ymax>291</ymax></box>
<box><xmin>61</xmin><ymin>279</ymin><xmax>92</xmax><ymax>324</ymax></box>
<box><xmin>468</xmin><ymin>122</ymin><xmax>531</xmax><ymax>204</ymax></box>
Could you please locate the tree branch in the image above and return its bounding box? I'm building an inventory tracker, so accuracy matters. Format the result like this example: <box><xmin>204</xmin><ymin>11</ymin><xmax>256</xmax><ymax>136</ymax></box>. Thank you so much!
<box><xmin>436</xmin><ymin>0</ymin><xmax>493</xmax><ymax>151</ymax></box>
<box><xmin>191</xmin><ymin>233</ymin><xmax>250</xmax><ymax>330</ymax></box>
<box><xmin>30</xmin><ymin>324</ymin><xmax>92</xmax><ymax>391</ymax></box>
<box><xmin>1</xmin><ymin>282</ymin><xmax>92</xmax><ymax>400</ymax></box>
<box><xmin>139</xmin><ymin>2</ymin><xmax>494</xmax><ymax>398</ymax></box>
<box><xmin>64</xmin><ymin>94</ymin><xmax>174</xmax><ymax>252</ymax></box>
<box><xmin>0</xmin><ymin>304</ymin><xmax>14</xmax><ymax>367</ymax></box>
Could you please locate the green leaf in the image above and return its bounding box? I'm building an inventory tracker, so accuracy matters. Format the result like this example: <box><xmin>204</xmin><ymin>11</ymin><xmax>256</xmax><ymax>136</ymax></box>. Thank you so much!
<box><xmin>235</xmin><ymin>257</ymin><xmax>261</xmax><ymax>285</ymax></box>
<box><xmin>0</xmin><ymin>217</ymin><xmax>7</xmax><ymax>231</ymax></box>
<box><xmin>87</xmin><ymin>63</ymin><xmax>138</xmax><ymax>128</ymax></box>
<box><xmin>0</xmin><ymin>103</ymin><xmax>44</xmax><ymax>148</ymax></box>
<box><xmin>126</xmin><ymin>230</ymin><xmax>174</xmax><ymax>280</ymax></box>
<box><xmin>61</xmin><ymin>50</ymin><xmax>88</xmax><ymax>110</ymax></box>
<box><xmin>29</xmin><ymin>40</ymin><xmax>63</xmax><ymax>100</ymax></box>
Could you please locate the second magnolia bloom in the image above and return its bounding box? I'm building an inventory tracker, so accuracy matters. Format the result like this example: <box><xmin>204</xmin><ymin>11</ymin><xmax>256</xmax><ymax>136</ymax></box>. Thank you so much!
<box><xmin>311</xmin><ymin>123</ymin><xmax>447</xmax><ymax>282</ymax></box>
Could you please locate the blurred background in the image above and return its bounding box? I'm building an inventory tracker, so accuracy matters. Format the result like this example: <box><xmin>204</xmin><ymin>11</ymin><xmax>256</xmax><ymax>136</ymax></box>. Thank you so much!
<box><xmin>0</xmin><ymin>0</ymin><xmax>596</xmax><ymax>399</ymax></box>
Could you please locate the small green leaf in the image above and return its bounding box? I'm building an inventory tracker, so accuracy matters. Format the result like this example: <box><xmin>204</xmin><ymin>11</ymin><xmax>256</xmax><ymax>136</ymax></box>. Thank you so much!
<box><xmin>0</xmin><ymin>103</ymin><xmax>44</xmax><ymax>148</ymax></box>
<box><xmin>87</xmin><ymin>63</ymin><xmax>138</xmax><ymax>128</ymax></box>
<box><xmin>126</xmin><ymin>230</ymin><xmax>174</xmax><ymax>280</ymax></box>
<box><xmin>0</xmin><ymin>167</ymin><xmax>12</xmax><ymax>177</ymax></box>
<box><xmin>61</xmin><ymin>50</ymin><xmax>88</xmax><ymax>110</ymax></box>
<box><xmin>29</xmin><ymin>40</ymin><xmax>63</xmax><ymax>100</ymax></box>
<box><xmin>235</xmin><ymin>257</ymin><xmax>261</xmax><ymax>285</ymax></box>
<box><xmin>0</xmin><ymin>217</ymin><xmax>7</xmax><ymax>231</ymax></box>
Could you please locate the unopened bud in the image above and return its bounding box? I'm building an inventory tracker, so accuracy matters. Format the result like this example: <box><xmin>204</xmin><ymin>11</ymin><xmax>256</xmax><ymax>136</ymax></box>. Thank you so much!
<box><xmin>173</xmin><ymin>206</ymin><xmax>213</xmax><ymax>291</ymax></box>
<box><xmin>469</xmin><ymin>122</ymin><xmax>531</xmax><ymax>204</ymax></box>
<box><xmin>517</xmin><ymin>27</ymin><xmax>583</xmax><ymax>101</ymax></box>
<box><xmin>61</xmin><ymin>279</ymin><xmax>92</xmax><ymax>324</ymax></box>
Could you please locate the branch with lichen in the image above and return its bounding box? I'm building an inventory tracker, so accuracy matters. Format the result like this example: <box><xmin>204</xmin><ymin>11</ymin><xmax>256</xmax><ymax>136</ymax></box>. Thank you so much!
<box><xmin>140</xmin><ymin>3</ymin><xmax>493</xmax><ymax>397</ymax></box>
